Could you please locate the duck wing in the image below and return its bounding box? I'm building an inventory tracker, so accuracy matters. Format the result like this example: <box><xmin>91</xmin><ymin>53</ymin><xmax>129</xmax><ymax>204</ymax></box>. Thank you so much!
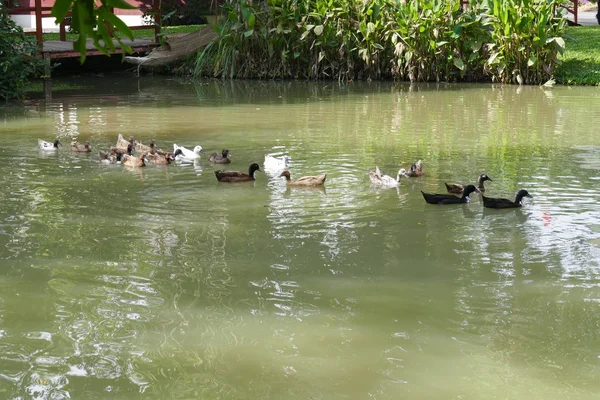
<box><xmin>445</xmin><ymin>182</ymin><xmax>464</xmax><ymax>194</ymax></box>
<box><xmin>482</xmin><ymin>196</ymin><xmax>519</xmax><ymax>209</ymax></box>
<box><xmin>421</xmin><ymin>191</ymin><xmax>458</xmax><ymax>204</ymax></box>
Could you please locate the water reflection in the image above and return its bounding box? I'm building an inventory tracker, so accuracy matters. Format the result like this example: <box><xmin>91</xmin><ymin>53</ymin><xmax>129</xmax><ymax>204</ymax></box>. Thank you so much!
<box><xmin>1</xmin><ymin>79</ymin><xmax>600</xmax><ymax>398</ymax></box>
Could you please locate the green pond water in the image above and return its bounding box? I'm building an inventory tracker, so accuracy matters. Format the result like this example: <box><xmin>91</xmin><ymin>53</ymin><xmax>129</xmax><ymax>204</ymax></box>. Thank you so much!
<box><xmin>1</xmin><ymin>78</ymin><xmax>600</xmax><ymax>399</ymax></box>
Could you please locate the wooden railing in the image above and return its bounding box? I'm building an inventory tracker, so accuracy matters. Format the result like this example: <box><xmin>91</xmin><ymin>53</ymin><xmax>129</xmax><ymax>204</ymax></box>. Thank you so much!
<box><xmin>6</xmin><ymin>0</ymin><xmax>161</xmax><ymax>48</ymax></box>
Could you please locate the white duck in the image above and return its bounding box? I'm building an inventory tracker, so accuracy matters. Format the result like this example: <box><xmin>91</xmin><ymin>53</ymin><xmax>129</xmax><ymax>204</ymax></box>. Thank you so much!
<box><xmin>38</xmin><ymin>138</ymin><xmax>62</xmax><ymax>151</ymax></box>
<box><xmin>368</xmin><ymin>166</ymin><xmax>410</xmax><ymax>188</ymax></box>
<box><xmin>173</xmin><ymin>143</ymin><xmax>203</xmax><ymax>160</ymax></box>
<box><xmin>264</xmin><ymin>154</ymin><xmax>290</xmax><ymax>174</ymax></box>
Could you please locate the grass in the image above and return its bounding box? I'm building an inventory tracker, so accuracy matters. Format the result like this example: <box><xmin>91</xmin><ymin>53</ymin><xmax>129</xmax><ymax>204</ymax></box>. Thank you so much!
<box><xmin>42</xmin><ymin>25</ymin><xmax>207</xmax><ymax>42</ymax></box>
<box><xmin>556</xmin><ymin>26</ymin><xmax>600</xmax><ymax>85</ymax></box>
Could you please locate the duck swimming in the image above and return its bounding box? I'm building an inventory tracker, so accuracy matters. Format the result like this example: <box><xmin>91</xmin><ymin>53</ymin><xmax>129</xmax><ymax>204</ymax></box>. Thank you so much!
<box><xmin>38</xmin><ymin>139</ymin><xmax>61</xmax><ymax>151</ymax></box>
<box><xmin>422</xmin><ymin>184</ymin><xmax>480</xmax><ymax>205</ymax></box>
<box><xmin>173</xmin><ymin>143</ymin><xmax>203</xmax><ymax>160</ymax></box>
<box><xmin>368</xmin><ymin>166</ymin><xmax>410</xmax><ymax>188</ymax></box>
<box><xmin>122</xmin><ymin>153</ymin><xmax>147</xmax><ymax>167</ymax></box>
<box><xmin>482</xmin><ymin>189</ymin><xmax>533</xmax><ymax>209</ymax></box>
<box><xmin>215</xmin><ymin>163</ymin><xmax>261</xmax><ymax>182</ymax></box>
<box><xmin>116</xmin><ymin>134</ymin><xmax>135</xmax><ymax>151</ymax></box>
<box><xmin>146</xmin><ymin>151</ymin><xmax>175</xmax><ymax>165</ymax></box>
<box><xmin>71</xmin><ymin>141</ymin><xmax>92</xmax><ymax>152</ymax></box>
<box><xmin>209</xmin><ymin>149</ymin><xmax>232</xmax><ymax>164</ymax></box>
<box><xmin>279</xmin><ymin>170</ymin><xmax>327</xmax><ymax>186</ymax></box>
<box><xmin>136</xmin><ymin>139</ymin><xmax>156</xmax><ymax>154</ymax></box>
<box><xmin>446</xmin><ymin>174</ymin><xmax>493</xmax><ymax>194</ymax></box>
<box><xmin>99</xmin><ymin>151</ymin><xmax>123</xmax><ymax>164</ymax></box>
<box><xmin>406</xmin><ymin>159</ymin><xmax>424</xmax><ymax>177</ymax></box>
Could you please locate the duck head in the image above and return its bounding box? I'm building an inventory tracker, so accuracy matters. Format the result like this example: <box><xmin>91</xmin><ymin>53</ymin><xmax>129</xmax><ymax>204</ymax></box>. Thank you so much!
<box><xmin>462</xmin><ymin>184</ymin><xmax>480</xmax><ymax>197</ymax></box>
<box><xmin>54</xmin><ymin>139</ymin><xmax>62</xmax><ymax>148</ymax></box>
<box><xmin>128</xmin><ymin>135</ymin><xmax>136</xmax><ymax>145</ymax></box>
<box><xmin>516</xmin><ymin>189</ymin><xmax>533</xmax><ymax>204</ymax></box>
<box><xmin>249</xmin><ymin>163</ymin><xmax>261</xmax><ymax>177</ymax></box>
<box><xmin>193</xmin><ymin>146</ymin><xmax>204</xmax><ymax>154</ymax></box>
<box><xmin>279</xmin><ymin>170</ymin><xmax>291</xmax><ymax>181</ymax></box>
<box><xmin>397</xmin><ymin>168</ymin><xmax>410</xmax><ymax>180</ymax></box>
<box><xmin>127</xmin><ymin>143</ymin><xmax>135</xmax><ymax>155</ymax></box>
<box><xmin>84</xmin><ymin>141</ymin><xmax>92</xmax><ymax>149</ymax></box>
<box><xmin>222</xmin><ymin>149</ymin><xmax>231</xmax><ymax>158</ymax></box>
<box><xmin>479</xmin><ymin>174</ymin><xmax>492</xmax><ymax>182</ymax></box>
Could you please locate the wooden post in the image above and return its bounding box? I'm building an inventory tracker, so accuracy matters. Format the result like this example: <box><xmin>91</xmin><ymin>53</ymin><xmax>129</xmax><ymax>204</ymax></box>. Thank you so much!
<box><xmin>573</xmin><ymin>0</ymin><xmax>578</xmax><ymax>25</ymax></box>
<box><xmin>153</xmin><ymin>0</ymin><xmax>161</xmax><ymax>43</ymax></box>
<box><xmin>35</xmin><ymin>0</ymin><xmax>43</xmax><ymax>47</ymax></box>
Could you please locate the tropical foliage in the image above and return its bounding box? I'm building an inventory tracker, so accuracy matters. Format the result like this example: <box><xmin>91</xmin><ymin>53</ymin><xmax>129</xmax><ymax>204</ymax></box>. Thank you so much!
<box><xmin>50</xmin><ymin>0</ymin><xmax>137</xmax><ymax>63</ymax></box>
<box><xmin>0</xmin><ymin>5</ymin><xmax>45</xmax><ymax>102</ymax></box>
<box><xmin>195</xmin><ymin>0</ymin><xmax>567</xmax><ymax>84</ymax></box>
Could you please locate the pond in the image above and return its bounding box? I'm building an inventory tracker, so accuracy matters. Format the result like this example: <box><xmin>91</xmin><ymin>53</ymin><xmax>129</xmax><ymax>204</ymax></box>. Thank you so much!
<box><xmin>1</xmin><ymin>77</ymin><xmax>600</xmax><ymax>399</ymax></box>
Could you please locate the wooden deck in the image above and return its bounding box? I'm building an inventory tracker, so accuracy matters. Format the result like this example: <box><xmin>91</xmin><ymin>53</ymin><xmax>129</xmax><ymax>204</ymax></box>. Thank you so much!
<box><xmin>42</xmin><ymin>38</ymin><xmax>159</xmax><ymax>59</ymax></box>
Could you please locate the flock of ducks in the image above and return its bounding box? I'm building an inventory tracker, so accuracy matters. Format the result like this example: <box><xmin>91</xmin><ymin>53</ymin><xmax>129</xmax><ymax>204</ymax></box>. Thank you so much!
<box><xmin>37</xmin><ymin>137</ymin><xmax>532</xmax><ymax>209</ymax></box>
<box><xmin>36</xmin><ymin>136</ymin><xmax>327</xmax><ymax>186</ymax></box>
<box><xmin>368</xmin><ymin>160</ymin><xmax>533</xmax><ymax>209</ymax></box>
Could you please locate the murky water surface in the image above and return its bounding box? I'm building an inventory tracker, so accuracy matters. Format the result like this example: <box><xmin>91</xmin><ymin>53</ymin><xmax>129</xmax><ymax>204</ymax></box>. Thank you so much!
<box><xmin>1</xmin><ymin>78</ymin><xmax>600</xmax><ymax>399</ymax></box>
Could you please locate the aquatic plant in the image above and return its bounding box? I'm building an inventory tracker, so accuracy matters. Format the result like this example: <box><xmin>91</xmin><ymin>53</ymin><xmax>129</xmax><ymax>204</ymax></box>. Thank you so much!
<box><xmin>194</xmin><ymin>0</ymin><xmax>567</xmax><ymax>84</ymax></box>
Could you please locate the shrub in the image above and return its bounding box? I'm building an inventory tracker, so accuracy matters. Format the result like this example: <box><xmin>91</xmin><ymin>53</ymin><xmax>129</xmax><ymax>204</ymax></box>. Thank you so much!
<box><xmin>0</xmin><ymin>5</ymin><xmax>46</xmax><ymax>103</ymax></box>
<box><xmin>194</xmin><ymin>0</ymin><xmax>566</xmax><ymax>84</ymax></box>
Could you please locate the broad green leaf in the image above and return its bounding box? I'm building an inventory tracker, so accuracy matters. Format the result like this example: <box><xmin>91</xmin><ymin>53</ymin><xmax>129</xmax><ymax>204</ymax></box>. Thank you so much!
<box><xmin>453</xmin><ymin>57</ymin><xmax>465</xmax><ymax>71</ymax></box>
<box><xmin>527</xmin><ymin>56</ymin><xmax>537</xmax><ymax>67</ymax></box>
<box><xmin>367</xmin><ymin>22</ymin><xmax>375</xmax><ymax>35</ymax></box>
<box><xmin>247</xmin><ymin>14</ymin><xmax>256</xmax><ymax>29</ymax></box>
<box><xmin>50</xmin><ymin>0</ymin><xmax>71</xmax><ymax>22</ymax></box>
<box><xmin>244</xmin><ymin>30</ymin><xmax>253</xmax><ymax>37</ymax></box>
<box><xmin>102</xmin><ymin>9</ymin><xmax>134</xmax><ymax>41</ymax></box>
<box><xmin>314</xmin><ymin>25</ymin><xmax>324</xmax><ymax>36</ymax></box>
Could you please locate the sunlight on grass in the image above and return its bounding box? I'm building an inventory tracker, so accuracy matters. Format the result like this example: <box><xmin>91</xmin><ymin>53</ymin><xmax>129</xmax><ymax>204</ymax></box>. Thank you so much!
<box><xmin>42</xmin><ymin>25</ymin><xmax>207</xmax><ymax>42</ymax></box>
<box><xmin>556</xmin><ymin>26</ymin><xmax>600</xmax><ymax>85</ymax></box>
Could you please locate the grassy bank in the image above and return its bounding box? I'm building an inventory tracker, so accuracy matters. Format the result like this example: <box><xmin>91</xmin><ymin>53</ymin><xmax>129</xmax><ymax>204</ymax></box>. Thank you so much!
<box><xmin>42</xmin><ymin>25</ymin><xmax>206</xmax><ymax>42</ymax></box>
<box><xmin>556</xmin><ymin>26</ymin><xmax>600</xmax><ymax>85</ymax></box>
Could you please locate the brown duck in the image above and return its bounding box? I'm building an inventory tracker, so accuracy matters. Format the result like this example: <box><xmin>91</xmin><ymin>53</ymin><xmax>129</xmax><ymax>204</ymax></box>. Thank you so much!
<box><xmin>445</xmin><ymin>174</ymin><xmax>493</xmax><ymax>194</ymax></box>
<box><xmin>70</xmin><ymin>141</ymin><xmax>92</xmax><ymax>152</ymax></box>
<box><xmin>279</xmin><ymin>170</ymin><xmax>327</xmax><ymax>186</ymax></box>
<box><xmin>406</xmin><ymin>159</ymin><xmax>424</xmax><ymax>177</ymax></box>
<box><xmin>122</xmin><ymin>153</ymin><xmax>147</xmax><ymax>167</ymax></box>
<box><xmin>215</xmin><ymin>163</ymin><xmax>261</xmax><ymax>182</ymax></box>
<box><xmin>209</xmin><ymin>149</ymin><xmax>232</xmax><ymax>164</ymax></box>
<box><xmin>116</xmin><ymin>134</ymin><xmax>135</xmax><ymax>151</ymax></box>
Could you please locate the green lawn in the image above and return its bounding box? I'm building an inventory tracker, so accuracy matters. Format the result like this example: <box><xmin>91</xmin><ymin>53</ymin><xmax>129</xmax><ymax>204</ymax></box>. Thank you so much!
<box><xmin>42</xmin><ymin>25</ymin><xmax>207</xmax><ymax>42</ymax></box>
<box><xmin>556</xmin><ymin>26</ymin><xmax>600</xmax><ymax>85</ymax></box>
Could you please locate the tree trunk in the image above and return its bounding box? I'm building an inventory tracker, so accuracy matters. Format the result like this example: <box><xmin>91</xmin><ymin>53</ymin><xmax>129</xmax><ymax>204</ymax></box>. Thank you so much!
<box><xmin>124</xmin><ymin>26</ymin><xmax>218</xmax><ymax>69</ymax></box>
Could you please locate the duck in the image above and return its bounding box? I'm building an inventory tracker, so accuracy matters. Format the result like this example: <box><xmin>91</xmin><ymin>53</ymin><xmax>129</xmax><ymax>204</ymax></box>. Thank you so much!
<box><xmin>215</xmin><ymin>163</ymin><xmax>261</xmax><ymax>182</ymax></box>
<box><xmin>116</xmin><ymin>134</ymin><xmax>136</xmax><ymax>151</ymax></box>
<box><xmin>110</xmin><ymin>143</ymin><xmax>135</xmax><ymax>157</ymax></box>
<box><xmin>136</xmin><ymin>139</ymin><xmax>156</xmax><ymax>154</ymax></box>
<box><xmin>38</xmin><ymin>138</ymin><xmax>61</xmax><ymax>151</ymax></box>
<box><xmin>146</xmin><ymin>151</ymin><xmax>175</xmax><ymax>165</ymax></box>
<box><xmin>264</xmin><ymin>154</ymin><xmax>290</xmax><ymax>174</ymax></box>
<box><xmin>209</xmin><ymin>149</ymin><xmax>232</xmax><ymax>164</ymax></box>
<box><xmin>368</xmin><ymin>166</ymin><xmax>410</xmax><ymax>188</ymax></box>
<box><xmin>482</xmin><ymin>189</ymin><xmax>533</xmax><ymax>209</ymax></box>
<box><xmin>70</xmin><ymin>141</ymin><xmax>92</xmax><ymax>152</ymax></box>
<box><xmin>122</xmin><ymin>153</ymin><xmax>147</xmax><ymax>167</ymax></box>
<box><xmin>173</xmin><ymin>143</ymin><xmax>203</xmax><ymax>160</ymax></box>
<box><xmin>422</xmin><ymin>184</ymin><xmax>480</xmax><ymax>205</ymax></box>
<box><xmin>406</xmin><ymin>159</ymin><xmax>424</xmax><ymax>177</ymax></box>
<box><xmin>99</xmin><ymin>151</ymin><xmax>123</xmax><ymax>164</ymax></box>
<box><xmin>445</xmin><ymin>174</ymin><xmax>493</xmax><ymax>194</ymax></box>
<box><xmin>279</xmin><ymin>170</ymin><xmax>327</xmax><ymax>186</ymax></box>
